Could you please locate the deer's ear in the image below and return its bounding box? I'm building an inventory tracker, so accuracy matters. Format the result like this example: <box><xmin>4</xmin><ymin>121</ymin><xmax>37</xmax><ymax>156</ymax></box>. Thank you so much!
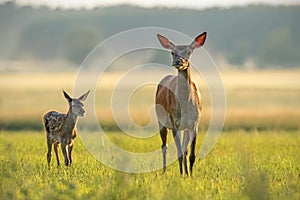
<box><xmin>157</xmin><ymin>34</ymin><xmax>175</xmax><ymax>50</ymax></box>
<box><xmin>191</xmin><ymin>32</ymin><xmax>207</xmax><ymax>50</ymax></box>
<box><xmin>78</xmin><ymin>90</ymin><xmax>90</xmax><ymax>101</ymax></box>
<box><xmin>63</xmin><ymin>90</ymin><xmax>72</xmax><ymax>102</ymax></box>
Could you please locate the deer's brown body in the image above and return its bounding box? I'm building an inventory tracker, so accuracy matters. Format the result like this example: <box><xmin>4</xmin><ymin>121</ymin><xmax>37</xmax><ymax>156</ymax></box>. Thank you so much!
<box><xmin>155</xmin><ymin>32</ymin><xmax>206</xmax><ymax>175</ymax></box>
<box><xmin>43</xmin><ymin>90</ymin><xmax>89</xmax><ymax>169</ymax></box>
<box><xmin>156</xmin><ymin>74</ymin><xmax>202</xmax><ymax>129</ymax></box>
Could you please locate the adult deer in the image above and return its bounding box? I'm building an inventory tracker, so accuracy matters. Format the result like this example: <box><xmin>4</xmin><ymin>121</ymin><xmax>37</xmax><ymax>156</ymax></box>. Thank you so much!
<box><xmin>155</xmin><ymin>32</ymin><xmax>206</xmax><ymax>175</ymax></box>
<box><xmin>43</xmin><ymin>90</ymin><xmax>89</xmax><ymax>169</ymax></box>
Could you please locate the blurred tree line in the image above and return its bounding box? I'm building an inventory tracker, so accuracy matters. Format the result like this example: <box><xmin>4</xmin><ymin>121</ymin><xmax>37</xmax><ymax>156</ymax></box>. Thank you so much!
<box><xmin>0</xmin><ymin>2</ymin><xmax>299</xmax><ymax>68</ymax></box>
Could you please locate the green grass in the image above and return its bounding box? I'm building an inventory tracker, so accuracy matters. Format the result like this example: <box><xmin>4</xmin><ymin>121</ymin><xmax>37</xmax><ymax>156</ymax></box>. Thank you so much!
<box><xmin>1</xmin><ymin>69</ymin><xmax>300</xmax><ymax>199</ymax></box>
<box><xmin>0</xmin><ymin>131</ymin><xmax>299</xmax><ymax>200</ymax></box>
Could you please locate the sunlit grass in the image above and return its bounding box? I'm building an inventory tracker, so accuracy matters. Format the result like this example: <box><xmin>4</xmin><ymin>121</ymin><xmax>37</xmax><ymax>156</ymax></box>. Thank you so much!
<box><xmin>1</xmin><ymin>67</ymin><xmax>299</xmax><ymax>199</ymax></box>
<box><xmin>0</xmin><ymin>131</ymin><xmax>299</xmax><ymax>199</ymax></box>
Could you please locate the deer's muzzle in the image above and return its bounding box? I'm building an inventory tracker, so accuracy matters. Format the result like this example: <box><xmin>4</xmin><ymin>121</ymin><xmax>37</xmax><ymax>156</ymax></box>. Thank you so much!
<box><xmin>173</xmin><ymin>58</ymin><xmax>189</xmax><ymax>71</ymax></box>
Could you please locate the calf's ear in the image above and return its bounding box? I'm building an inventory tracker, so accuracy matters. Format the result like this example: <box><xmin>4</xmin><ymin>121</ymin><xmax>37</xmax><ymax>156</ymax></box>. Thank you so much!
<box><xmin>78</xmin><ymin>90</ymin><xmax>90</xmax><ymax>101</ymax></box>
<box><xmin>63</xmin><ymin>89</ymin><xmax>72</xmax><ymax>102</ymax></box>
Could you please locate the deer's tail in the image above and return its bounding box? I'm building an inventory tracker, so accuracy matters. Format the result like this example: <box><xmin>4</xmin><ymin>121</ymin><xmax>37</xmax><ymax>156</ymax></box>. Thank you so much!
<box><xmin>42</xmin><ymin>113</ymin><xmax>50</xmax><ymax>134</ymax></box>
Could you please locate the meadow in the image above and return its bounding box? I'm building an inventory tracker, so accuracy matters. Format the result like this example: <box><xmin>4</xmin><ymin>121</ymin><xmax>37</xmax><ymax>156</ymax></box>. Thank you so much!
<box><xmin>0</xmin><ymin>131</ymin><xmax>299</xmax><ymax>199</ymax></box>
<box><xmin>0</xmin><ymin>69</ymin><xmax>300</xmax><ymax>199</ymax></box>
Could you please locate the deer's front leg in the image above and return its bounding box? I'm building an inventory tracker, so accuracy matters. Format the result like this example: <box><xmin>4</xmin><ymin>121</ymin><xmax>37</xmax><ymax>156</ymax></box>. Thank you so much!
<box><xmin>68</xmin><ymin>141</ymin><xmax>74</xmax><ymax>166</ymax></box>
<box><xmin>172</xmin><ymin>128</ymin><xmax>183</xmax><ymax>175</ymax></box>
<box><xmin>182</xmin><ymin>130</ymin><xmax>190</xmax><ymax>176</ymax></box>
<box><xmin>61</xmin><ymin>139</ymin><xmax>70</xmax><ymax>166</ymax></box>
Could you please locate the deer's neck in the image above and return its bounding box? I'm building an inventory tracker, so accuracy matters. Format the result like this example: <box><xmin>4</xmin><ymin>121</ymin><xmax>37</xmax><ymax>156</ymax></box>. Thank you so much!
<box><xmin>64</xmin><ymin>109</ymin><xmax>78</xmax><ymax>136</ymax></box>
<box><xmin>177</xmin><ymin>65</ymin><xmax>192</xmax><ymax>105</ymax></box>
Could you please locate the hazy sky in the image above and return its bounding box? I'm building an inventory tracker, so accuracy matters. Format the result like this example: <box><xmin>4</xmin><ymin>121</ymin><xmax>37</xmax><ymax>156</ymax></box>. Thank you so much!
<box><xmin>1</xmin><ymin>0</ymin><xmax>300</xmax><ymax>9</ymax></box>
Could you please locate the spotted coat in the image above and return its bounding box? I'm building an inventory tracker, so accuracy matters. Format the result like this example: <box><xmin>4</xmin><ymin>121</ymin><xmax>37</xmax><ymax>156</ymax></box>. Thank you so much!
<box><xmin>43</xmin><ymin>111</ymin><xmax>76</xmax><ymax>144</ymax></box>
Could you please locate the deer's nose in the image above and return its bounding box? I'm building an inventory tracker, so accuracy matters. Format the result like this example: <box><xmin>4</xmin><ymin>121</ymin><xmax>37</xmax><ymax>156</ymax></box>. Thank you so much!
<box><xmin>80</xmin><ymin>110</ymin><xmax>85</xmax><ymax>117</ymax></box>
<box><xmin>173</xmin><ymin>61</ymin><xmax>181</xmax><ymax>66</ymax></box>
<box><xmin>173</xmin><ymin>58</ymin><xmax>185</xmax><ymax>67</ymax></box>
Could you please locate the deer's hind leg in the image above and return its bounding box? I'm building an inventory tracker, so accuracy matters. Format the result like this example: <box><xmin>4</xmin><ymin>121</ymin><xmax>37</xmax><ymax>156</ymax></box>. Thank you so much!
<box><xmin>159</xmin><ymin>123</ymin><xmax>168</xmax><ymax>172</ymax></box>
<box><xmin>54</xmin><ymin>142</ymin><xmax>60</xmax><ymax>167</ymax></box>
<box><xmin>46</xmin><ymin>135</ymin><xmax>52</xmax><ymax>170</ymax></box>
<box><xmin>189</xmin><ymin>127</ymin><xmax>197</xmax><ymax>175</ymax></box>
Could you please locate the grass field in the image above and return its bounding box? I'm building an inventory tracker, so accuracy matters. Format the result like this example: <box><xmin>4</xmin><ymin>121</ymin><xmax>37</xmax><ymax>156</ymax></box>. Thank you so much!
<box><xmin>0</xmin><ymin>69</ymin><xmax>300</xmax><ymax>199</ymax></box>
<box><xmin>0</xmin><ymin>131</ymin><xmax>299</xmax><ymax>199</ymax></box>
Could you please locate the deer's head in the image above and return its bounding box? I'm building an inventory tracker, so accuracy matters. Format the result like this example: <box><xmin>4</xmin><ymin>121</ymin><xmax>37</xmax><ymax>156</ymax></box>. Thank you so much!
<box><xmin>157</xmin><ymin>32</ymin><xmax>207</xmax><ymax>71</ymax></box>
<box><xmin>63</xmin><ymin>90</ymin><xmax>90</xmax><ymax>117</ymax></box>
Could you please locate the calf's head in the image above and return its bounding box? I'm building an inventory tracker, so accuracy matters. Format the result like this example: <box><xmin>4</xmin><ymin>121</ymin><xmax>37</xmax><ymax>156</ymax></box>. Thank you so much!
<box><xmin>63</xmin><ymin>90</ymin><xmax>90</xmax><ymax>117</ymax></box>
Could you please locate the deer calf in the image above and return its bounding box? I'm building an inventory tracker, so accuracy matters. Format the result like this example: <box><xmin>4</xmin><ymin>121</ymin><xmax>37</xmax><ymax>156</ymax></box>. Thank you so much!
<box><xmin>43</xmin><ymin>90</ymin><xmax>89</xmax><ymax>169</ymax></box>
